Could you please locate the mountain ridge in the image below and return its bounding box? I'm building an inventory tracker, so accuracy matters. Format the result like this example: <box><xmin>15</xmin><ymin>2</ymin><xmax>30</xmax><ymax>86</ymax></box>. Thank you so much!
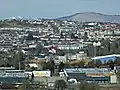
<box><xmin>56</xmin><ymin>12</ymin><xmax>120</xmax><ymax>23</ymax></box>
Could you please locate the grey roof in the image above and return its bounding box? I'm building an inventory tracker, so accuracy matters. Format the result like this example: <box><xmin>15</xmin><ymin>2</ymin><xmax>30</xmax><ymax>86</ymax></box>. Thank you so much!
<box><xmin>67</xmin><ymin>73</ymin><xmax>86</xmax><ymax>82</ymax></box>
<box><xmin>64</xmin><ymin>68</ymin><xmax>110</xmax><ymax>75</ymax></box>
<box><xmin>0</xmin><ymin>70</ymin><xmax>28</xmax><ymax>78</ymax></box>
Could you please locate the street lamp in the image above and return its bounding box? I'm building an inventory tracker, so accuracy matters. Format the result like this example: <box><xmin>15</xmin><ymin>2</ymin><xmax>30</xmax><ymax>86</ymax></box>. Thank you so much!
<box><xmin>93</xmin><ymin>41</ymin><xmax>101</xmax><ymax>57</ymax></box>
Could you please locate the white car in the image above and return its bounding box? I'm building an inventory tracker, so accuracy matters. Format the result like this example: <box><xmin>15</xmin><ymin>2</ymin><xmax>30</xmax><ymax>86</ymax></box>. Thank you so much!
<box><xmin>68</xmin><ymin>79</ymin><xmax>77</xmax><ymax>84</ymax></box>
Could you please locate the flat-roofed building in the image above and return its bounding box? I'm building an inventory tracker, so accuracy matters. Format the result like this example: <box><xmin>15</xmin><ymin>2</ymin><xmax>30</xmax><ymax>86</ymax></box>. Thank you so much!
<box><xmin>0</xmin><ymin>70</ymin><xmax>29</xmax><ymax>84</ymax></box>
<box><xmin>64</xmin><ymin>68</ymin><xmax>112</xmax><ymax>84</ymax></box>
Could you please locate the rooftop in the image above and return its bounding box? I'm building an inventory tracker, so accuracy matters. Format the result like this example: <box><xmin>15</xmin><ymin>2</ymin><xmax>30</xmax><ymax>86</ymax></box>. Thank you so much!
<box><xmin>64</xmin><ymin>68</ymin><xmax>110</xmax><ymax>74</ymax></box>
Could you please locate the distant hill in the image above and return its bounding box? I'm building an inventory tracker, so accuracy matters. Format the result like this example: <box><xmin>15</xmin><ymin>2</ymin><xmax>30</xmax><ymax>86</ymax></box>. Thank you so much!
<box><xmin>57</xmin><ymin>12</ymin><xmax>120</xmax><ymax>23</ymax></box>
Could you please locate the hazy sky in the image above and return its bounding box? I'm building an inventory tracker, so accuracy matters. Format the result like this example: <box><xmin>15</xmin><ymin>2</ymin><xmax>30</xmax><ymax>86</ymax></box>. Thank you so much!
<box><xmin>0</xmin><ymin>0</ymin><xmax>119</xmax><ymax>19</ymax></box>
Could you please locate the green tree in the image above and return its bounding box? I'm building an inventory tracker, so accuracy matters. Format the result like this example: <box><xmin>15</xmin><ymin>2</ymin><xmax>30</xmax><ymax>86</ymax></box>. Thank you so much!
<box><xmin>54</xmin><ymin>80</ymin><xmax>67</xmax><ymax>90</ymax></box>
<box><xmin>87</xmin><ymin>60</ymin><xmax>95</xmax><ymax>68</ymax></box>
<box><xmin>107</xmin><ymin>60</ymin><xmax>114</xmax><ymax>70</ymax></box>
<box><xmin>26</xmin><ymin>31</ymin><xmax>33</xmax><ymax>40</ymax></box>
<box><xmin>114</xmin><ymin>57</ymin><xmax>120</xmax><ymax>65</ymax></box>
<box><xmin>59</xmin><ymin>62</ymin><xmax>65</xmax><ymax>72</ymax></box>
<box><xmin>116</xmin><ymin>71</ymin><xmax>120</xmax><ymax>83</ymax></box>
<box><xmin>43</xmin><ymin>61</ymin><xmax>55</xmax><ymax>75</ymax></box>
<box><xmin>95</xmin><ymin>59</ymin><xmax>102</xmax><ymax>68</ymax></box>
<box><xmin>12</xmin><ymin>48</ymin><xmax>25</xmax><ymax>70</ymax></box>
<box><xmin>57</xmin><ymin>50</ymin><xmax>65</xmax><ymax>56</ymax></box>
<box><xmin>35</xmin><ymin>42</ymin><xmax>43</xmax><ymax>55</ymax></box>
<box><xmin>82</xmin><ymin>32</ymin><xmax>88</xmax><ymax>41</ymax></box>
<box><xmin>78</xmin><ymin>60</ymin><xmax>85</xmax><ymax>68</ymax></box>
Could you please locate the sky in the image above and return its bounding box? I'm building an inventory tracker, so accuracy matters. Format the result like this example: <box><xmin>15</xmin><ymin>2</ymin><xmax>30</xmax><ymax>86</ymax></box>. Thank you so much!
<box><xmin>0</xmin><ymin>0</ymin><xmax>119</xmax><ymax>19</ymax></box>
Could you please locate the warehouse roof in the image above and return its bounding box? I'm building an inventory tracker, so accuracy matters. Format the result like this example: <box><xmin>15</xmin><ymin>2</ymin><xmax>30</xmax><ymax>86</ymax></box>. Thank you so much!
<box><xmin>91</xmin><ymin>54</ymin><xmax>120</xmax><ymax>60</ymax></box>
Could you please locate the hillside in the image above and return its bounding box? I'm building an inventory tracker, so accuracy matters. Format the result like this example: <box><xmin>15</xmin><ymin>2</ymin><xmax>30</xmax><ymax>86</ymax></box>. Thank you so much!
<box><xmin>57</xmin><ymin>12</ymin><xmax>120</xmax><ymax>23</ymax></box>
